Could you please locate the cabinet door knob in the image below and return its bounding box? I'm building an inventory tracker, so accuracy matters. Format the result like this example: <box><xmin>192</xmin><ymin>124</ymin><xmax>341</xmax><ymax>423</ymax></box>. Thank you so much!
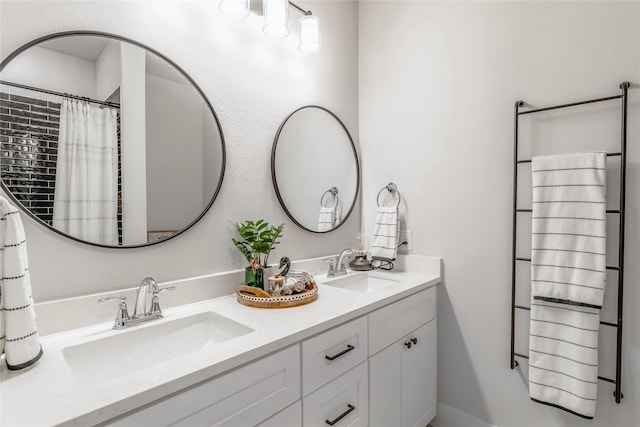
<box><xmin>325</xmin><ymin>404</ymin><xmax>355</xmax><ymax>426</ymax></box>
<box><xmin>404</xmin><ymin>341</ymin><xmax>412</xmax><ymax>349</ymax></box>
<box><xmin>411</xmin><ymin>337</ymin><xmax>418</xmax><ymax>345</ymax></box>
<box><xmin>325</xmin><ymin>344</ymin><xmax>355</xmax><ymax>361</ymax></box>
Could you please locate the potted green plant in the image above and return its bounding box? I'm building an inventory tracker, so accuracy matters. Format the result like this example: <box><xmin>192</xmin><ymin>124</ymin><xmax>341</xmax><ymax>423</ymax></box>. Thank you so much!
<box><xmin>232</xmin><ymin>219</ymin><xmax>284</xmax><ymax>288</ymax></box>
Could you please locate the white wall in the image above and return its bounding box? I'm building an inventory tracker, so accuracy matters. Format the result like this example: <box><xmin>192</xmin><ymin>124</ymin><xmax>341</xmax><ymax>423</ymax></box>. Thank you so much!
<box><xmin>95</xmin><ymin>39</ymin><xmax>121</xmax><ymax>101</ymax></box>
<box><xmin>146</xmin><ymin>74</ymin><xmax>205</xmax><ymax>231</ymax></box>
<box><xmin>120</xmin><ymin>41</ymin><xmax>148</xmax><ymax>245</ymax></box>
<box><xmin>1</xmin><ymin>44</ymin><xmax>96</xmax><ymax>101</ymax></box>
<box><xmin>359</xmin><ymin>2</ymin><xmax>639</xmax><ymax>427</ymax></box>
<box><xmin>0</xmin><ymin>0</ymin><xmax>360</xmax><ymax>301</ymax></box>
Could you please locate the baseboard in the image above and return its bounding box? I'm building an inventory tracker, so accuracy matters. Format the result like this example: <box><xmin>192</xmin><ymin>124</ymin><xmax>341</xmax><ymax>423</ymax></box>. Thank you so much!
<box><xmin>431</xmin><ymin>402</ymin><xmax>498</xmax><ymax>427</ymax></box>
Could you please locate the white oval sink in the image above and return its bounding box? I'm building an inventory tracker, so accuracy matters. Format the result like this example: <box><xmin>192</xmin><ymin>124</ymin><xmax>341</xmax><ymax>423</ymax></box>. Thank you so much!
<box><xmin>321</xmin><ymin>272</ymin><xmax>400</xmax><ymax>294</ymax></box>
<box><xmin>63</xmin><ymin>311</ymin><xmax>253</xmax><ymax>383</ymax></box>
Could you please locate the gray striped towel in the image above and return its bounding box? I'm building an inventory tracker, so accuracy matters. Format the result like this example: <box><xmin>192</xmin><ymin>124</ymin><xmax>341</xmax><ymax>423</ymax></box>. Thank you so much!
<box><xmin>0</xmin><ymin>196</ymin><xmax>43</xmax><ymax>370</ymax></box>
<box><xmin>370</xmin><ymin>206</ymin><xmax>399</xmax><ymax>261</ymax></box>
<box><xmin>529</xmin><ymin>152</ymin><xmax>606</xmax><ymax>419</ymax></box>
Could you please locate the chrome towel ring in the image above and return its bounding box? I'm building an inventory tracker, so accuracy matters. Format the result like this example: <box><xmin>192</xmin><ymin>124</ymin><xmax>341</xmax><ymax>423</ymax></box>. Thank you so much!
<box><xmin>376</xmin><ymin>182</ymin><xmax>401</xmax><ymax>208</ymax></box>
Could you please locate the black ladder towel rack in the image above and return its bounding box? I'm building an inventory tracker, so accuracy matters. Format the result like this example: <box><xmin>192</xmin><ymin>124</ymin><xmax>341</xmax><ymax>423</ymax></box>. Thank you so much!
<box><xmin>510</xmin><ymin>82</ymin><xmax>630</xmax><ymax>404</ymax></box>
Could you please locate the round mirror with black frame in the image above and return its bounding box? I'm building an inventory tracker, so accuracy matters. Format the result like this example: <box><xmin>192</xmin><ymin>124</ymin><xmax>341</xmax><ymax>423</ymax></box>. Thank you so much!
<box><xmin>271</xmin><ymin>106</ymin><xmax>359</xmax><ymax>233</ymax></box>
<box><xmin>0</xmin><ymin>31</ymin><xmax>225</xmax><ymax>248</ymax></box>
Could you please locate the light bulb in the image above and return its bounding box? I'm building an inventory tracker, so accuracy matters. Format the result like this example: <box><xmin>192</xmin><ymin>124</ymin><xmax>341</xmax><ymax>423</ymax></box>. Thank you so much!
<box><xmin>219</xmin><ymin>0</ymin><xmax>249</xmax><ymax>19</ymax></box>
<box><xmin>298</xmin><ymin>15</ymin><xmax>321</xmax><ymax>54</ymax></box>
<box><xmin>263</xmin><ymin>0</ymin><xmax>289</xmax><ymax>38</ymax></box>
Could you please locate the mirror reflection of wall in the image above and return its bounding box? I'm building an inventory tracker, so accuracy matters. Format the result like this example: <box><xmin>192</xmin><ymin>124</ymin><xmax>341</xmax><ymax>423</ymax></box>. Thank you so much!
<box><xmin>0</xmin><ymin>33</ymin><xmax>225</xmax><ymax>247</ymax></box>
<box><xmin>271</xmin><ymin>106</ymin><xmax>359</xmax><ymax>233</ymax></box>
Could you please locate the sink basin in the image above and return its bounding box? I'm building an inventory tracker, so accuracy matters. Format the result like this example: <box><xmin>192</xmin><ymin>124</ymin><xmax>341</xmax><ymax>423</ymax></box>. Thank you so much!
<box><xmin>63</xmin><ymin>311</ymin><xmax>253</xmax><ymax>383</ymax></box>
<box><xmin>322</xmin><ymin>272</ymin><xmax>400</xmax><ymax>294</ymax></box>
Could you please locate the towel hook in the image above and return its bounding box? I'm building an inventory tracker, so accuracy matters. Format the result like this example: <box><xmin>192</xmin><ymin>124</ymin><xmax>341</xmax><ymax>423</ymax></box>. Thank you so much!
<box><xmin>320</xmin><ymin>187</ymin><xmax>339</xmax><ymax>208</ymax></box>
<box><xmin>376</xmin><ymin>182</ymin><xmax>401</xmax><ymax>208</ymax></box>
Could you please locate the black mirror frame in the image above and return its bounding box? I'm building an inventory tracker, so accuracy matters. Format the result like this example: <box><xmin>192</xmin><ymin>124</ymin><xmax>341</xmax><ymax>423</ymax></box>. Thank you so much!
<box><xmin>270</xmin><ymin>105</ymin><xmax>360</xmax><ymax>233</ymax></box>
<box><xmin>0</xmin><ymin>30</ymin><xmax>226</xmax><ymax>248</ymax></box>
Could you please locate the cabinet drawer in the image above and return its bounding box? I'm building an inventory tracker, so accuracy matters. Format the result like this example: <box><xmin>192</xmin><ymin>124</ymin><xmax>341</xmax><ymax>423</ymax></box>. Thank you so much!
<box><xmin>302</xmin><ymin>362</ymin><xmax>368</xmax><ymax>427</ymax></box>
<box><xmin>368</xmin><ymin>287</ymin><xmax>435</xmax><ymax>355</ymax></box>
<box><xmin>258</xmin><ymin>400</ymin><xmax>302</xmax><ymax>427</ymax></box>
<box><xmin>106</xmin><ymin>345</ymin><xmax>300</xmax><ymax>427</ymax></box>
<box><xmin>302</xmin><ymin>316</ymin><xmax>367</xmax><ymax>396</ymax></box>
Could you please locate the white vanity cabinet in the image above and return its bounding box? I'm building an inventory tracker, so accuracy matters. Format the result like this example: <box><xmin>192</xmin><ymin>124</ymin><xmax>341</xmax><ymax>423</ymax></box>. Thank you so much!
<box><xmin>104</xmin><ymin>345</ymin><xmax>300</xmax><ymax>427</ymax></box>
<box><xmin>102</xmin><ymin>286</ymin><xmax>436</xmax><ymax>427</ymax></box>
<box><xmin>369</xmin><ymin>287</ymin><xmax>437</xmax><ymax>427</ymax></box>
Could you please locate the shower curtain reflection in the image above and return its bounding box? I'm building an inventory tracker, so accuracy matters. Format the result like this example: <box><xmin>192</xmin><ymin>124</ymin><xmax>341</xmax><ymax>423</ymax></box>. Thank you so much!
<box><xmin>53</xmin><ymin>99</ymin><xmax>119</xmax><ymax>245</ymax></box>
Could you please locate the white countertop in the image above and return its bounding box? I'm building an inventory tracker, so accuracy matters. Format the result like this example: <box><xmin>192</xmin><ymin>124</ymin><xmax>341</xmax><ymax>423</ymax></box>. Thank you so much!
<box><xmin>0</xmin><ymin>258</ymin><xmax>441</xmax><ymax>426</ymax></box>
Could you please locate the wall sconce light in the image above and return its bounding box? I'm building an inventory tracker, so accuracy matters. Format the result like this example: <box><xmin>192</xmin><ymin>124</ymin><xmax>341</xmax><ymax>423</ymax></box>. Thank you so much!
<box><xmin>263</xmin><ymin>0</ymin><xmax>289</xmax><ymax>38</ymax></box>
<box><xmin>219</xmin><ymin>0</ymin><xmax>250</xmax><ymax>19</ymax></box>
<box><xmin>298</xmin><ymin>14</ymin><xmax>321</xmax><ymax>54</ymax></box>
<box><xmin>218</xmin><ymin>0</ymin><xmax>322</xmax><ymax>54</ymax></box>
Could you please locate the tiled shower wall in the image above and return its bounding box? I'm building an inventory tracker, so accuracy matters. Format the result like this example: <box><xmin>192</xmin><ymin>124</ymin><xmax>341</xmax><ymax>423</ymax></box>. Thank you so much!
<box><xmin>0</xmin><ymin>91</ymin><xmax>123</xmax><ymax>244</ymax></box>
<box><xmin>0</xmin><ymin>92</ymin><xmax>59</xmax><ymax>225</ymax></box>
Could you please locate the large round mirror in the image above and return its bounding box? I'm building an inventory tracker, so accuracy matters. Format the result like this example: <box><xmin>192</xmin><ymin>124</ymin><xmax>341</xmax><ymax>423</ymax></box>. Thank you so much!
<box><xmin>0</xmin><ymin>31</ymin><xmax>225</xmax><ymax>248</ymax></box>
<box><xmin>271</xmin><ymin>106</ymin><xmax>359</xmax><ymax>232</ymax></box>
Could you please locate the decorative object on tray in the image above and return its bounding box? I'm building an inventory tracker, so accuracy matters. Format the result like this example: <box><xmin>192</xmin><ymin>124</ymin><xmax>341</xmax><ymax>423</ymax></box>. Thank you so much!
<box><xmin>236</xmin><ymin>267</ymin><xmax>318</xmax><ymax>308</ymax></box>
<box><xmin>232</xmin><ymin>219</ymin><xmax>284</xmax><ymax>289</ymax></box>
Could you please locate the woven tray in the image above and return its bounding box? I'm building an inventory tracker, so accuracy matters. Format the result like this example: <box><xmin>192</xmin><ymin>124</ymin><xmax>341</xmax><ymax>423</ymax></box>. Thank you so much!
<box><xmin>236</xmin><ymin>282</ymin><xmax>318</xmax><ymax>308</ymax></box>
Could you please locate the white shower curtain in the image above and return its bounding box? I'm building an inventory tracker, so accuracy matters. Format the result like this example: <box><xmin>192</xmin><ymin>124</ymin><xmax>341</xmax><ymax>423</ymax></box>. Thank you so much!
<box><xmin>53</xmin><ymin>99</ymin><xmax>119</xmax><ymax>245</ymax></box>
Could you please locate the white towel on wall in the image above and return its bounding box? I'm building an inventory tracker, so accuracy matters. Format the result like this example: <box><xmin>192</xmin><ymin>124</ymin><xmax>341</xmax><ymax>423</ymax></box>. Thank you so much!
<box><xmin>370</xmin><ymin>206</ymin><xmax>399</xmax><ymax>260</ymax></box>
<box><xmin>529</xmin><ymin>300</ymin><xmax>600</xmax><ymax>419</ymax></box>
<box><xmin>0</xmin><ymin>196</ymin><xmax>43</xmax><ymax>370</ymax></box>
<box><xmin>529</xmin><ymin>152</ymin><xmax>607</xmax><ymax>419</ymax></box>
<box><xmin>531</xmin><ymin>152</ymin><xmax>607</xmax><ymax>308</ymax></box>
<box><xmin>317</xmin><ymin>206</ymin><xmax>336</xmax><ymax>232</ymax></box>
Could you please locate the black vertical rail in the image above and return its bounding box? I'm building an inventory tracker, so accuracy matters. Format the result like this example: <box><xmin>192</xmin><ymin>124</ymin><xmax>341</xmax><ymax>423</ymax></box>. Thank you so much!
<box><xmin>510</xmin><ymin>100</ymin><xmax>524</xmax><ymax>370</ymax></box>
<box><xmin>615</xmin><ymin>82</ymin><xmax>629</xmax><ymax>403</ymax></box>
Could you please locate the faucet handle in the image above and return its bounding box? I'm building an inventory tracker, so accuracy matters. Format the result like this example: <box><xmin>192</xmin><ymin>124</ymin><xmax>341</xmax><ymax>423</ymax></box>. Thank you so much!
<box><xmin>98</xmin><ymin>296</ymin><xmax>130</xmax><ymax>329</ymax></box>
<box><xmin>323</xmin><ymin>257</ymin><xmax>337</xmax><ymax>277</ymax></box>
<box><xmin>153</xmin><ymin>286</ymin><xmax>176</xmax><ymax>295</ymax></box>
<box><xmin>150</xmin><ymin>286</ymin><xmax>175</xmax><ymax>316</ymax></box>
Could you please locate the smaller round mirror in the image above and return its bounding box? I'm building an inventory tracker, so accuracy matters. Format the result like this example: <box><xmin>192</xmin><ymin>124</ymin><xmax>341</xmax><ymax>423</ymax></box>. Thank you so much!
<box><xmin>271</xmin><ymin>106</ymin><xmax>359</xmax><ymax>232</ymax></box>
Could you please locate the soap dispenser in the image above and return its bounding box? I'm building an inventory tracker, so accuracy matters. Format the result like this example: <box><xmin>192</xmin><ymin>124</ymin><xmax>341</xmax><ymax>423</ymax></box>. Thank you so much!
<box><xmin>350</xmin><ymin>233</ymin><xmax>372</xmax><ymax>271</ymax></box>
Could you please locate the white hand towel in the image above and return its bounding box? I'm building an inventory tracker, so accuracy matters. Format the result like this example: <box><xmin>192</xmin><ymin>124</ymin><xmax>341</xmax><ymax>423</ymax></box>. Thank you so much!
<box><xmin>370</xmin><ymin>206</ymin><xmax>399</xmax><ymax>260</ymax></box>
<box><xmin>317</xmin><ymin>206</ymin><xmax>336</xmax><ymax>232</ymax></box>
<box><xmin>529</xmin><ymin>299</ymin><xmax>600</xmax><ymax>419</ymax></box>
<box><xmin>0</xmin><ymin>196</ymin><xmax>43</xmax><ymax>370</ymax></box>
<box><xmin>531</xmin><ymin>152</ymin><xmax>607</xmax><ymax>308</ymax></box>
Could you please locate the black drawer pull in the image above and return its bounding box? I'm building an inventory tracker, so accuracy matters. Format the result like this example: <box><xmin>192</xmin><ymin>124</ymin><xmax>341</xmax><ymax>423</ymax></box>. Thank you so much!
<box><xmin>325</xmin><ymin>344</ymin><xmax>355</xmax><ymax>361</ymax></box>
<box><xmin>411</xmin><ymin>337</ymin><xmax>418</xmax><ymax>345</ymax></box>
<box><xmin>325</xmin><ymin>404</ymin><xmax>355</xmax><ymax>425</ymax></box>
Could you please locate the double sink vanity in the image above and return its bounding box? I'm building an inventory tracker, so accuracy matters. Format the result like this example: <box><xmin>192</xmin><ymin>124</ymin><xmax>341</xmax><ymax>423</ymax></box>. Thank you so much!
<box><xmin>0</xmin><ymin>28</ymin><xmax>438</xmax><ymax>427</ymax></box>
<box><xmin>0</xmin><ymin>255</ymin><xmax>441</xmax><ymax>426</ymax></box>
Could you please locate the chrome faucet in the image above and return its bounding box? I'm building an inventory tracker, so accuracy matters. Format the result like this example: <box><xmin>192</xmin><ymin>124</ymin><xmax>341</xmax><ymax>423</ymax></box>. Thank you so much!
<box><xmin>99</xmin><ymin>277</ymin><xmax>175</xmax><ymax>330</ymax></box>
<box><xmin>325</xmin><ymin>248</ymin><xmax>356</xmax><ymax>278</ymax></box>
<box><xmin>134</xmin><ymin>277</ymin><xmax>159</xmax><ymax>318</ymax></box>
